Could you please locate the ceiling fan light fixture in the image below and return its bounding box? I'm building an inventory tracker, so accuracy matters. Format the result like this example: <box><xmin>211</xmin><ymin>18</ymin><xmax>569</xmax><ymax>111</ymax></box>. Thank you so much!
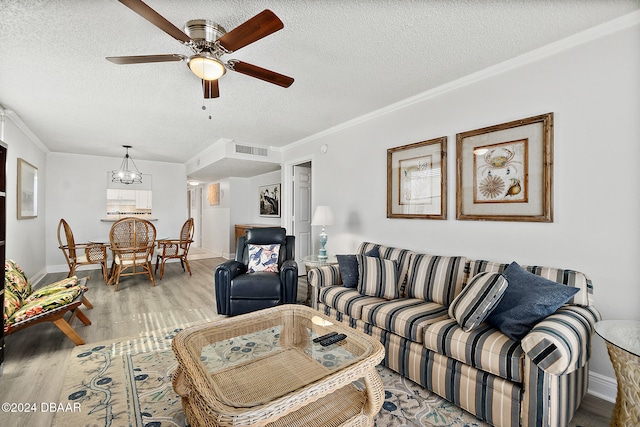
<box><xmin>188</xmin><ymin>54</ymin><xmax>226</xmax><ymax>80</ymax></box>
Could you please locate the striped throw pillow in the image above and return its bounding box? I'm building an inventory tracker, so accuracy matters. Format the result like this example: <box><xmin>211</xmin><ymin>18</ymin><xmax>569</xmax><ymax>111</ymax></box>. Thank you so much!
<box><xmin>406</xmin><ymin>254</ymin><xmax>466</xmax><ymax>305</ymax></box>
<box><xmin>356</xmin><ymin>255</ymin><xmax>399</xmax><ymax>300</ymax></box>
<box><xmin>449</xmin><ymin>272</ymin><xmax>508</xmax><ymax>332</ymax></box>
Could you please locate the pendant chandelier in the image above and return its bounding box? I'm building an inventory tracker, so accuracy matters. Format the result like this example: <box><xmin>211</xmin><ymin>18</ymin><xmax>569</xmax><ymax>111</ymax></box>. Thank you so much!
<box><xmin>111</xmin><ymin>145</ymin><xmax>142</xmax><ymax>185</ymax></box>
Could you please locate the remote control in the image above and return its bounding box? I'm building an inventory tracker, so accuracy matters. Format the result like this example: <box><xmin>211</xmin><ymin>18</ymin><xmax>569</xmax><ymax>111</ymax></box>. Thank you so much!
<box><xmin>313</xmin><ymin>331</ymin><xmax>338</xmax><ymax>343</ymax></box>
<box><xmin>320</xmin><ymin>333</ymin><xmax>347</xmax><ymax>346</ymax></box>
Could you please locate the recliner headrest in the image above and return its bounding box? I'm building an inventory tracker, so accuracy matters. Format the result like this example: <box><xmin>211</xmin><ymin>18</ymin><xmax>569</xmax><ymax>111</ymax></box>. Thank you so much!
<box><xmin>245</xmin><ymin>227</ymin><xmax>287</xmax><ymax>245</ymax></box>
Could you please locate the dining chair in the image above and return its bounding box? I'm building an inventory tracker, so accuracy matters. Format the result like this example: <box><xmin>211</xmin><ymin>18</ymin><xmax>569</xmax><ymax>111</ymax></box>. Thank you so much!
<box><xmin>108</xmin><ymin>218</ymin><xmax>157</xmax><ymax>291</ymax></box>
<box><xmin>155</xmin><ymin>218</ymin><xmax>194</xmax><ymax>280</ymax></box>
<box><xmin>57</xmin><ymin>218</ymin><xmax>109</xmax><ymax>283</ymax></box>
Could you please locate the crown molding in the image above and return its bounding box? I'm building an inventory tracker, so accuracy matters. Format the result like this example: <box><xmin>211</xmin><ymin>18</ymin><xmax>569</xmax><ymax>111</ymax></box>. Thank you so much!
<box><xmin>1</xmin><ymin>108</ymin><xmax>50</xmax><ymax>154</ymax></box>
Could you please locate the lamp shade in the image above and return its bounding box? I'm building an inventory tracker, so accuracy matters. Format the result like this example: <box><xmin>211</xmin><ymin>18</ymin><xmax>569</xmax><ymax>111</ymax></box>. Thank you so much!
<box><xmin>311</xmin><ymin>206</ymin><xmax>335</xmax><ymax>226</ymax></box>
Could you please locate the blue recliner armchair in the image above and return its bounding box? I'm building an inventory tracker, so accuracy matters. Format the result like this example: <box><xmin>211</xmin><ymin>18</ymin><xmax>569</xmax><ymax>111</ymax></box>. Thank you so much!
<box><xmin>214</xmin><ymin>227</ymin><xmax>298</xmax><ymax>316</ymax></box>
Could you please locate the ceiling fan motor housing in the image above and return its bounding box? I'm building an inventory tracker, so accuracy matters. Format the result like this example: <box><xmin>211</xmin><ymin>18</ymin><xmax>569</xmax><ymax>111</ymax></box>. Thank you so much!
<box><xmin>184</xmin><ymin>19</ymin><xmax>227</xmax><ymax>52</ymax></box>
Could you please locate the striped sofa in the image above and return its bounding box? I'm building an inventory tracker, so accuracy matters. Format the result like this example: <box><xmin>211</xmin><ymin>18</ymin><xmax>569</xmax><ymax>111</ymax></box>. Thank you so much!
<box><xmin>308</xmin><ymin>242</ymin><xmax>601</xmax><ymax>427</ymax></box>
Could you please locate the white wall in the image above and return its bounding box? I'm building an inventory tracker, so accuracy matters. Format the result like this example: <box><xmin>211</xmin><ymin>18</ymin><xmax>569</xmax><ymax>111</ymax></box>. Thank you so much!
<box><xmin>199</xmin><ymin>171</ymin><xmax>283</xmax><ymax>259</ymax></box>
<box><xmin>46</xmin><ymin>152</ymin><xmax>188</xmax><ymax>271</ymax></box>
<box><xmin>200</xmin><ymin>179</ymin><xmax>232</xmax><ymax>258</ymax></box>
<box><xmin>1</xmin><ymin>112</ymin><xmax>48</xmax><ymax>280</ymax></box>
<box><xmin>248</xmin><ymin>170</ymin><xmax>283</xmax><ymax>226</ymax></box>
<box><xmin>282</xmin><ymin>18</ymin><xmax>640</xmax><ymax>400</ymax></box>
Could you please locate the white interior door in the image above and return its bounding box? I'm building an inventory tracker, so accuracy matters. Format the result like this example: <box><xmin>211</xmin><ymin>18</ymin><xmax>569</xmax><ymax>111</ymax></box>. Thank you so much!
<box><xmin>189</xmin><ymin>187</ymin><xmax>202</xmax><ymax>247</ymax></box>
<box><xmin>293</xmin><ymin>165</ymin><xmax>312</xmax><ymax>271</ymax></box>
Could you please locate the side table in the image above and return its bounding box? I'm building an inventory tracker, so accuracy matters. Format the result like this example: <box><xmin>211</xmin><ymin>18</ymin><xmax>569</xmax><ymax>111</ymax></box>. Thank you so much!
<box><xmin>302</xmin><ymin>255</ymin><xmax>338</xmax><ymax>306</ymax></box>
<box><xmin>595</xmin><ymin>320</ymin><xmax>640</xmax><ymax>427</ymax></box>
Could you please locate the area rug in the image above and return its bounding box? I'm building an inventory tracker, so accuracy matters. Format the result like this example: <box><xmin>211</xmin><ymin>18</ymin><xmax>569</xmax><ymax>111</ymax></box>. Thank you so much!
<box><xmin>54</xmin><ymin>323</ymin><xmax>488</xmax><ymax>427</ymax></box>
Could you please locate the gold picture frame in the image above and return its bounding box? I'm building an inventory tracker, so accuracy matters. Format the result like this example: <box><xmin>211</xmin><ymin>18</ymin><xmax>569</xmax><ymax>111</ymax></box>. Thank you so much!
<box><xmin>387</xmin><ymin>137</ymin><xmax>447</xmax><ymax>219</ymax></box>
<box><xmin>456</xmin><ymin>113</ymin><xmax>553</xmax><ymax>222</ymax></box>
<box><xmin>17</xmin><ymin>158</ymin><xmax>38</xmax><ymax>219</ymax></box>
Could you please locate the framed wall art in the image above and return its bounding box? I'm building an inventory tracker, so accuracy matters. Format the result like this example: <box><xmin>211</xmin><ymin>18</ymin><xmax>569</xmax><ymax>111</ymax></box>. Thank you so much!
<box><xmin>456</xmin><ymin>112</ymin><xmax>553</xmax><ymax>222</ymax></box>
<box><xmin>208</xmin><ymin>183</ymin><xmax>220</xmax><ymax>206</ymax></box>
<box><xmin>259</xmin><ymin>184</ymin><xmax>281</xmax><ymax>217</ymax></box>
<box><xmin>17</xmin><ymin>158</ymin><xmax>38</xmax><ymax>219</ymax></box>
<box><xmin>387</xmin><ymin>136</ymin><xmax>447</xmax><ymax>219</ymax></box>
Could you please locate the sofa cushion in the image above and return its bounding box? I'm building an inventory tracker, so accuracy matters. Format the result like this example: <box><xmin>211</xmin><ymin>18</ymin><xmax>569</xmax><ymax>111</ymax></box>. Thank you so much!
<box><xmin>357</xmin><ymin>243</ymin><xmax>415</xmax><ymax>297</ymax></box>
<box><xmin>247</xmin><ymin>244</ymin><xmax>280</xmax><ymax>273</ymax></box>
<box><xmin>423</xmin><ymin>318</ymin><xmax>525</xmax><ymax>383</ymax></box>
<box><xmin>336</xmin><ymin>254</ymin><xmax>358</xmax><ymax>288</ymax></box>
<box><xmin>406</xmin><ymin>254</ymin><xmax>466</xmax><ymax>305</ymax></box>
<box><xmin>449</xmin><ymin>272</ymin><xmax>508</xmax><ymax>332</ymax></box>
<box><xmin>318</xmin><ymin>286</ymin><xmax>385</xmax><ymax>319</ymax></box>
<box><xmin>7</xmin><ymin>287</ymin><xmax>83</xmax><ymax>328</ymax></box>
<box><xmin>230</xmin><ymin>273</ymin><xmax>281</xmax><ymax>298</ymax></box>
<box><xmin>468</xmin><ymin>259</ymin><xmax>591</xmax><ymax>306</ymax></box>
<box><xmin>5</xmin><ymin>259</ymin><xmax>32</xmax><ymax>300</ymax></box>
<box><xmin>487</xmin><ymin>262</ymin><xmax>580</xmax><ymax>341</ymax></box>
<box><xmin>25</xmin><ymin>276</ymin><xmax>79</xmax><ymax>303</ymax></box>
<box><xmin>3</xmin><ymin>287</ymin><xmax>22</xmax><ymax>324</ymax></box>
<box><xmin>356</xmin><ymin>255</ymin><xmax>399</xmax><ymax>300</ymax></box>
<box><xmin>360</xmin><ymin>298</ymin><xmax>449</xmax><ymax>343</ymax></box>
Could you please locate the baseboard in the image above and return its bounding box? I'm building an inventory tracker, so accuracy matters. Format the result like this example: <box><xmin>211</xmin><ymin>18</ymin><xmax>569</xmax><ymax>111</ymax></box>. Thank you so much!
<box><xmin>47</xmin><ymin>263</ymin><xmax>101</xmax><ymax>275</ymax></box>
<box><xmin>588</xmin><ymin>371</ymin><xmax>617</xmax><ymax>403</ymax></box>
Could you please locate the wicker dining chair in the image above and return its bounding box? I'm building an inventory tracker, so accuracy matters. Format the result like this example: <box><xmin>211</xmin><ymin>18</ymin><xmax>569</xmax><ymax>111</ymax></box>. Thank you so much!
<box><xmin>108</xmin><ymin>218</ymin><xmax>157</xmax><ymax>291</ymax></box>
<box><xmin>155</xmin><ymin>218</ymin><xmax>194</xmax><ymax>280</ymax></box>
<box><xmin>57</xmin><ymin>218</ymin><xmax>109</xmax><ymax>283</ymax></box>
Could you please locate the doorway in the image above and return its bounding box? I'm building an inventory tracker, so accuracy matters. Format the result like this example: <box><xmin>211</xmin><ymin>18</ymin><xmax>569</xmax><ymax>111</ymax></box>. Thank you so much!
<box><xmin>188</xmin><ymin>186</ymin><xmax>202</xmax><ymax>248</ymax></box>
<box><xmin>287</xmin><ymin>161</ymin><xmax>312</xmax><ymax>272</ymax></box>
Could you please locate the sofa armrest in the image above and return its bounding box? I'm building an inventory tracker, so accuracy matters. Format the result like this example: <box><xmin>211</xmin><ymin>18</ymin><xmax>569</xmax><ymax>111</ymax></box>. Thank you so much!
<box><xmin>521</xmin><ymin>305</ymin><xmax>601</xmax><ymax>375</ymax></box>
<box><xmin>308</xmin><ymin>265</ymin><xmax>342</xmax><ymax>288</ymax></box>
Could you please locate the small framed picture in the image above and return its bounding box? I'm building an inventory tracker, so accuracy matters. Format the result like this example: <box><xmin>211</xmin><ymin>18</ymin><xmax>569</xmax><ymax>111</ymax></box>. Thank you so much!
<box><xmin>208</xmin><ymin>183</ymin><xmax>220</xmax><ymax>206</ymax></box>
<box><xmin>259</xmin><ymin>184</ymin><xmax>281</xmax><ymax>217</ymax></box>
<box><xmin>387</xmin><ymin>137</ymin><xmax>447</xmax><ymax>219</ymax></box>
<box><xmin>456</xmin><ymin>113</ymin><xmax>553</xmax><ymax>222</ymax></box>
<box><xmin>17</xmin><ymin>158</ymin><xmax>38</xmax><ymax>219</ymax></box>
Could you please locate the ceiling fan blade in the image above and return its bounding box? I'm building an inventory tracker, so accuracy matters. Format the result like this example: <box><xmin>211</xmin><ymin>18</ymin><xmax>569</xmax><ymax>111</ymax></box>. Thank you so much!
<box><xmin>217</xmin><ymin>10</ymin><xmax>283</xmax><ymax>52</ymax></box>
<box><xmin>106</xmin><ymin>54</ymin><xmax>186</xmax><ymax>64</ymax></box>
<box><xmin>202</xmin><ymin>79</ymin><xmax>220</xmax><ymax>98</ymax></box>
<box><xmin>231</xmin><ymin>61</ymin><xmax>294</xmax><ymax>88</ymax></box>
<box><xmin>118</xmin><ymin>0</ymin><xmax>192</xmax><ymax>44</ymax></box>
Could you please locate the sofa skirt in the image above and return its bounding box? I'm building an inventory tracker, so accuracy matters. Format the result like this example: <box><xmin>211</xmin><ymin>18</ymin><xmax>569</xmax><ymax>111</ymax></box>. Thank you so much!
<box><xmin>318</xmin><ymin>304</ymin><xmax>521</xmax><ymax>427</ymax></box>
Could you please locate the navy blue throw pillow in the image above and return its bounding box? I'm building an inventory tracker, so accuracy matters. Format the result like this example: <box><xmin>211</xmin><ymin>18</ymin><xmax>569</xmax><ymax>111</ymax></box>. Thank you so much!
<box><xmin>336</xmin><ymin>254</ymin><xmax>358</xmax><ymax>288</ymax></box>
<box><xmin>487</xmin><ymin>261</ymin><xmax>579</xmax><ymax>341</ymax></box>
<box><xmin>365</xmin><ymin>247</ymin><xmax>380</xmax><ymax>258</ymax></box>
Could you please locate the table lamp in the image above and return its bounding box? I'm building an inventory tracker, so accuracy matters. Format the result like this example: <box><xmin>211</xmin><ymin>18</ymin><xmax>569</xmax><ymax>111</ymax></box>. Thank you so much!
<box><xmin>311</xmin><ymin>205</ymin><xmax>335</xmax><ymax>260</ymax></box>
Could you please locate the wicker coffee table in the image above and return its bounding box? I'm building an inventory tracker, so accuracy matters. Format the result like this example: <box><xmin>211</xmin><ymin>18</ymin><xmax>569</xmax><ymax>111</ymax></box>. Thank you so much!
<box><xmin>171</xmin><ymin>304</ymin><xmax>385</xmax><ymax>427</ymax></box>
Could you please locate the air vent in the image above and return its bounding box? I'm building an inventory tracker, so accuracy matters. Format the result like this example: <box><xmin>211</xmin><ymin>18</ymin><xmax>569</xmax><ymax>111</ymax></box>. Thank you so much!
<box><xmin>235</xmin><ymin>144</ymin><xmax>269</xmax><ymax>157</ymax></box>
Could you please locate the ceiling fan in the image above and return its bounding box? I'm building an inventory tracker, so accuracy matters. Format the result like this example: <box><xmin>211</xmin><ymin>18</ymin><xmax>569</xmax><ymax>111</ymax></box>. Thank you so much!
<box><xmin>106</xmin><ymin>0</ymin><xmax>294</xmax><ymax>99</ymax></box>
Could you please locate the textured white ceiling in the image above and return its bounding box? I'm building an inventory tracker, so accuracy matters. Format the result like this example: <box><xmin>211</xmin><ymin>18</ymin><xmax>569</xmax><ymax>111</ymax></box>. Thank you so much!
<box><xmin>1</xmin><ymin>1</ymin><xmax>638</xmax><ymax>178</ymax></box>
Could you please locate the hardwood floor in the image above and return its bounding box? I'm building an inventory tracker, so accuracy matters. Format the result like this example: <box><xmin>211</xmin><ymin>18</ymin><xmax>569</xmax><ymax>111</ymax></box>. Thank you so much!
<box><xmin>0</xmin><ymin>258</ymin><xmax>613</xmax><ymax>426</ymax></box>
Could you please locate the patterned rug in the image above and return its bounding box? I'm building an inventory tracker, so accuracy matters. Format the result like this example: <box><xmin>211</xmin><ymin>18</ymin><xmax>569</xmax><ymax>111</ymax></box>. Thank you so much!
<box><xmin>54</xmin><ymin>323</ymin><xmax>488</xmax><ymax>427</ymax></box>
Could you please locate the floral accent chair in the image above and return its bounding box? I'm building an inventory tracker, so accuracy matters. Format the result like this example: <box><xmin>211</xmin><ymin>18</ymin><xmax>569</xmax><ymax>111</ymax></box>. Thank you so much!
<box><xmin>4</xmin><ymin>260</ymin><xmax>93</xmax><ymax>345</ymax></box>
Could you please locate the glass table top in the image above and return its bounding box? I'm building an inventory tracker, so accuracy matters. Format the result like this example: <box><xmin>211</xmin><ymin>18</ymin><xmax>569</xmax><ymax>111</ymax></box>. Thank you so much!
<box><xmin>173</xmin><ymin>305</ymin><xmax>380</xmax><ymax>408</ymax></box>
<box><xmin>595</xmin><ymin>319</ymin><xmax>640</xmax><ymax>357</ymax></box>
